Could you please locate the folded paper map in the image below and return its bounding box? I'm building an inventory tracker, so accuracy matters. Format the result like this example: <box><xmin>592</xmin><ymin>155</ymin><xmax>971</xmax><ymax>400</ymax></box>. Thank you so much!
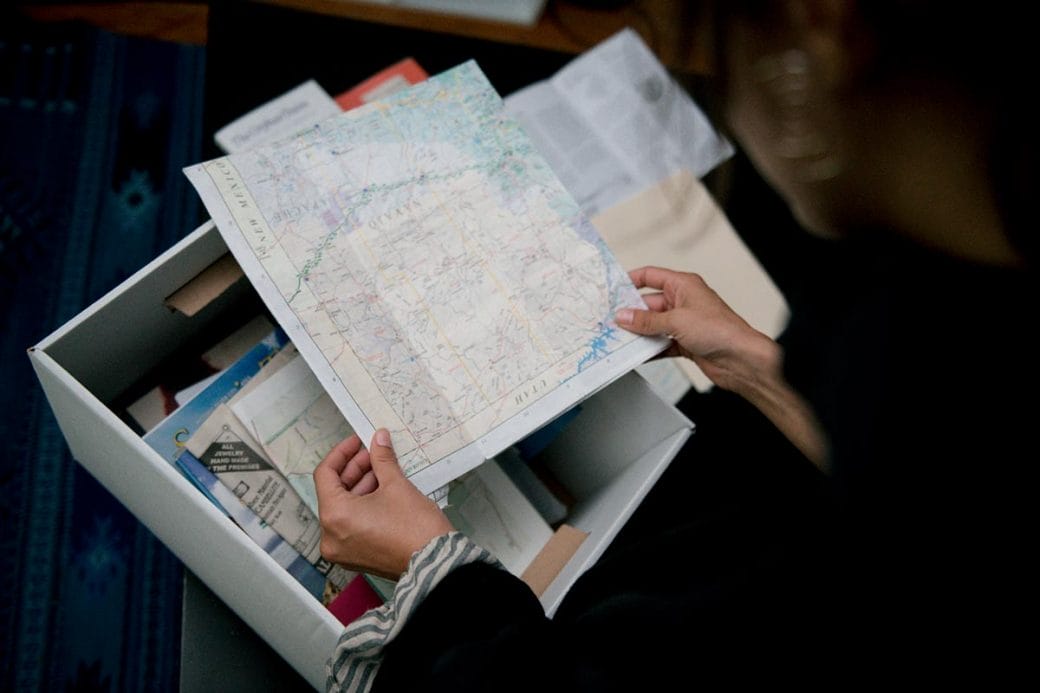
<box><xmin>230</xmin><ymin>352</ymin><xmax>353</xmax><ymax>515</ymax></box>
<box><xmin>184</xmin><ymin>61</ymin><xmax>666</xmax><ymax>494</ymax></box>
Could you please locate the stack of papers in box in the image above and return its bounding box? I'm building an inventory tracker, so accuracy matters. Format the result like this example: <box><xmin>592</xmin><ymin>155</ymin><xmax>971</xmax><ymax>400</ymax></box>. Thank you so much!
<box><xmin>142</xmin><ymin>322</ymin><xmax>570</xmax><ymax>610</ymax></box>
<box><xmin>142</xmin><ymin>329</ymin><xmax>355</xmax><ymax>601</ymax></box>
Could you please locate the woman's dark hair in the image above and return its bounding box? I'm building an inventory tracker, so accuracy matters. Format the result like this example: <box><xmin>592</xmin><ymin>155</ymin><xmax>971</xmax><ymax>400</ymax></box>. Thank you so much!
<box><xmin>858</xmin><ymin>2</ymin><xmax>1032</xmax><ymax>262</ymax></box>
<box><xmin>699</xmin><ymin>0</ymin><xmax>1033</xmax><ymax>262</ymax></box>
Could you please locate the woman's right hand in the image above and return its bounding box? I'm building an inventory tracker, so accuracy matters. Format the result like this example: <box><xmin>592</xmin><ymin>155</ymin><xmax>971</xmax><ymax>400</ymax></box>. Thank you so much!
<box><xmin>616</xmin><ymin>266</ymin><xmax>829</xmax><ymax>468</ymax></box>
<box><xmin>614</xmin><ymin>266</ymin><xmax>779</xmax><ymax>396</ymax></box>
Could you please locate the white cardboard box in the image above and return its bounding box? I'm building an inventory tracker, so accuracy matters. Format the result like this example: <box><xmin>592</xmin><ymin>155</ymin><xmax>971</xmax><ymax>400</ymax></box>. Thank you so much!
<box><xmin>28</xmin><ymin>220</ymin><xmax>693</xmax><ymax>689</ymax></box>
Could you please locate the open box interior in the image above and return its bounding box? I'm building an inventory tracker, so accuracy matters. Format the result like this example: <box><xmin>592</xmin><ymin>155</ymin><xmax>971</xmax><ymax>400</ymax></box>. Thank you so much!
<box><xmin>30</xmin><ymin>220</ymin><xmax>693</xmax><ymax>686</ymax></box>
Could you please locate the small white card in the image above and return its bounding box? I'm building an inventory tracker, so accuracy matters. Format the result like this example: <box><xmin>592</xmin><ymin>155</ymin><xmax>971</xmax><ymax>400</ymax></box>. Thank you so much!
<box><xmin>214</xmin><ymin>80</ymin><xmax>340</xmax><ymax>154</ymax></box>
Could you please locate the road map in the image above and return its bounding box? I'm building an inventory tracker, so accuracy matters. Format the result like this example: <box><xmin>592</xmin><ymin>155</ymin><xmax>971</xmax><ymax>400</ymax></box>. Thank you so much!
<box><xmin>185</xmin><ymin>61</ymin><xmax>666</xmax><ymax>493</ymax></box>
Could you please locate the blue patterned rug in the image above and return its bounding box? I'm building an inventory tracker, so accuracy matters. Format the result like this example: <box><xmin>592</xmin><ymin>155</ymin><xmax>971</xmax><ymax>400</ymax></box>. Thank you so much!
<box><xmin>1</xmin><ymin>17</ymin><xmax>205</xmax><ymax>692</ymax></box>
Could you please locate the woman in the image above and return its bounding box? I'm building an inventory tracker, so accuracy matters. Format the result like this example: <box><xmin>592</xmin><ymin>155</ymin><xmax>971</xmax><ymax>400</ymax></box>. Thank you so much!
<box><xmin>315</xmin><ymin>2</ymin><xmax>1035</xmax><ymax>688</ymax></box>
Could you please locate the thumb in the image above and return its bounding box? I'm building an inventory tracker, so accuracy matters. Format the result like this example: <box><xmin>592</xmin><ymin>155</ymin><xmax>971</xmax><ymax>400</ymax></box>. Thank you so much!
<box><xmin>615</xmin><ymin>307</ymin><xmax>673</xmax><ymax>337</ymax></box>
<box><xmin>369</xmin><ymin>428</ymin><xmax>405</xmax><ymax>483</ymax></box>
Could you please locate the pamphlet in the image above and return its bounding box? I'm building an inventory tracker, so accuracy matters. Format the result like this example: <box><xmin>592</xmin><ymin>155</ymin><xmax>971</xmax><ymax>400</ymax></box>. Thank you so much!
<box><xmin>504</xmin><ymin>28</ymin><xmax>732</xmax><ymax>216</ymax></box>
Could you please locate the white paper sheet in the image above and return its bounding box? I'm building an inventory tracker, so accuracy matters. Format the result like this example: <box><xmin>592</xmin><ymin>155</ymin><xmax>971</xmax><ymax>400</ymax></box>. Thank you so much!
<box><xmin>504</xmin><ymin>28</ymin><xmax>733</xmax><ymax>216</ymax></box>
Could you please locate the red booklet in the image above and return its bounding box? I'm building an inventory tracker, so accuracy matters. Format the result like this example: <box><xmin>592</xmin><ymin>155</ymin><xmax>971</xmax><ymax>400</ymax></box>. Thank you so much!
<box><xmin>327</xmin><ymin>574</ymin><xmax>386</xmax><ymax>625</ymax></box>
<box><xmin>334</xmin><ymin>58</ymin><xmax>428</xmax><ymax>111</ymax></box>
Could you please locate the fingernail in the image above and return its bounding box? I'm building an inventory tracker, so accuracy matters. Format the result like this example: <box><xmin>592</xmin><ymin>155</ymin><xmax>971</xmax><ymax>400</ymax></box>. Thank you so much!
<box><xmin>615</xmin><ymin>309</ymin><xmax>633</xmax><ymax>325</ymax></box>
<box><xmin>375</xmin><ymin>429</ymin><xmax>390</xmax><ymax>447</ymax></box>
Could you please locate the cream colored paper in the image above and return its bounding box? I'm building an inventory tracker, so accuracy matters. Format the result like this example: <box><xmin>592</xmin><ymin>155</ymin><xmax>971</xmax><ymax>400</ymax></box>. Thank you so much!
<box><xmin>593</xmin><ymin>171</ymin><xmax>789</xmax><ymax>392</ymax></box>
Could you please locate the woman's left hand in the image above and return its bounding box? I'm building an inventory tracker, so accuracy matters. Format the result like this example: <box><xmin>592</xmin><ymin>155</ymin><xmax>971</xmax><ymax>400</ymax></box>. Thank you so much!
<box><xmin>313</xmin><ymin>429</ymin><xmax>454</xmax><ymax>580</ymax></box>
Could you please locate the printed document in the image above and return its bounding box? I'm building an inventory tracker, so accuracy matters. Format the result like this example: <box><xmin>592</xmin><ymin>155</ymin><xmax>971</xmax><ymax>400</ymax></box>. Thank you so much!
<box><xmin>504</xmin><ymin>28</ymin><xmax>732</xmax><ymax>216</ymax></box>
<box><xmin>184</xmin><ymin>402</ymin><xmax>352</xmax><ymax>587</ymax></box>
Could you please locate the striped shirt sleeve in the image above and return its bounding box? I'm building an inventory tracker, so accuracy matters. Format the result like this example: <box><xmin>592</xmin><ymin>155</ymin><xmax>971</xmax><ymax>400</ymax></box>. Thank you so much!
<box><xmin>325</xmin><ymin>532</ymin><xmax>500</xmax><ymax>693</ymax></box>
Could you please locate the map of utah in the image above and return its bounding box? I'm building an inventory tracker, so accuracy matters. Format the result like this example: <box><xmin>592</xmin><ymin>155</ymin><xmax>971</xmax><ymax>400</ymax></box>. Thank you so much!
<box><xmin>186</xmin><ymin>61</ymin><xmax>665</xmax><ymax>492</ymax></box>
